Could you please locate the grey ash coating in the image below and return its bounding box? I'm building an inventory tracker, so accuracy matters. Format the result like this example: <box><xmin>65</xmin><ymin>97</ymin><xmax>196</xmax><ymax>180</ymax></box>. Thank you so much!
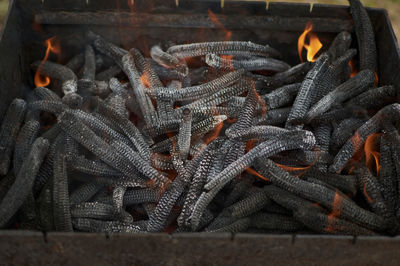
<box><xmin>0</xmin><ymin>0</ymin><xmax>399</xmax><ymax>236</ymax></box>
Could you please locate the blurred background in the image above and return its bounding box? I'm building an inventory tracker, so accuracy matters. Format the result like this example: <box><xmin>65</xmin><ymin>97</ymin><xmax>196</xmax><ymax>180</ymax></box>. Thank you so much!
<box><xmin>0</xmin><ymin>0</ymin><xmax>399</xmax><ymax>43</ymax></box>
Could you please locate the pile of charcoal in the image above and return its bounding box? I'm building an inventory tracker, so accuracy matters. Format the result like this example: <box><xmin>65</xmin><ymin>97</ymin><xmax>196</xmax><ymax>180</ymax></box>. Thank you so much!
<box><xmin>0</xmin><ymin>0</ymin><xmax>400</xmax><ymax>235</ymax></box>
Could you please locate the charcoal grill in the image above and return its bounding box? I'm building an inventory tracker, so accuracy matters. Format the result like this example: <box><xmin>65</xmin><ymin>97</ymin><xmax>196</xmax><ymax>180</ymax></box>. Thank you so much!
<box><xmin>1</xmin><ymin>0</ymin><xmax>400</xmax><ymax>265</ymax></box>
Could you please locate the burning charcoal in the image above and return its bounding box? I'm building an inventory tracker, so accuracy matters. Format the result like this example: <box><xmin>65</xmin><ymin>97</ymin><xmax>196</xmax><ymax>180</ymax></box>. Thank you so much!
<box><xmin>250</xmin><ymin>213</ymin><xmax>304</xmax><ymax>232</ymax></box>
<box><xmin>69</xmin><ymin>183</ymin><xmax>103</xmax><ymax>206</ymax></box>
<box><xmin>293</xmin><ymin>206</ymin><xmax>376</xmax><ymax>235</ymax></box>
<box><xmin>112</xmin><ymin>141</ymin><xmax>169</xmax><ymax>186</ymax></box>
<box><xmin>285</xmin><ymin>54</ymin><xmax>329</xmax><ymax>129</ymax></box>
<box><xmin>347</xmin><ymin>85</ymin><xmax>398</xmax><ymax>110</ymax></box>
<box><xmin>32</xmin><ymin>86</ymin><xmax>61</xmax><ymax>102</ymax></box>
<box><xmin>78</xmin><ymin>45</ymin><xmax>96</xmax><ymax>95</ymax></box>
<box><xmin>259</xmin><ymin>160</ymin><xmax>388</xmax><ymax>232</ymax></box>
<box><xmin>302</xmin><ymin>169</ymin><xmax>358</xmax><ymax>195</ymax></box>
<box><xmin>69</xmin><ymin>155</ymin><xmax>122</xmax><ymax>178</ymax></box>
<box><xmin>0</xmin><ymin>138</ymin><xmax>49</xmax><ymax>227</ymax></box>
<box><xmin>225</xmin><ymin>125</ymin><xmax>288</xmax><ymax>141</ymax></box>
<box><xmin>58</xmin><ymin>112</ymin><xmax>150</xmax><ymax>184</ymax></box>
<box><xmin>120</xmin><ymin>50</ymin><xmax>158</xmax><ymax>125</ymax></box>
<box><xmin>151</xmin><ymin>69</ymin><xmax>245</xmax><ymax>101</ymax></box>
<box><xmin>37</xmin><ymin>180</ymin><xmax>54</xmax><ymax>231</ymax></box>
<box><xmin>150</xmin><ymin>153</ymin><xmax>174</xmax><ymax>171</ymax></box>
<box><xmin>330</xmin><ymin>103</ymin><xmax>400</xmax><ymax>174</ymax></box>
<box><xmin>88</xmin><ymin>31</ymin><xmax>127</xmax><ymax>63</ymax></box>
<box><xmin>262</xmin><ymin>83</ymin><xmax>301</xmax><ymax>110</ymax></box>
<box><xmin>224</xmin><ymin>189</ymin><xmax>271</xmax><ymax>219</ymax></box>
<box><xmin>174</xmin><ymin>79</ymin><xmax>251</xmax><ymax>117</ymax></box>
<box><xmin>177</xmin><ymin>108</ymin><xmax>193</xmax><ymax>161</ymax></box>
<box><xmin>0</xmin><ymin>99</ymin><xmax>27</xmax><ymax>175</ymax></box>
<box><xmin>71</xmin><ymin>202</ymin><xmax>132</xmax><ymax>223</ymax></box>
<box><xmin>31</xmin><ymin>61</ymin><xmax>78</xmax><ymax>96</ymax></box>
<box><xmin>112</xmin><ymin>186</ymin><xmax>127</xmax><ymax>220</ymax></box>
<box><xmin>151</xmin><ymin>115</ymin><xmax>227</xmax><ymax>153</ymax></box>
<box><xmin>254</xmin><ymin>62</ymin><xmax>313</xmax><ymax>90</ymax></box>
<box><xmin>204</xmin><ymin>130</ymin><xmax>315</xmax><ymax>193</ymax></box>
<box><xmin>95</xmin><ymin>65</ymin><xmax>122</xmax><ymax>81</ymax></box>
<box><xmin>53</xmin><ymin>146</ymin><xmax>72</xmax><ymax>232</ymax></box>
<box><xmin>327</xmin><ymin>31</ymin><xmax>352</xmax><ymax>61</ymax></box>
<box><xmin>355</xmin><ymin>165</ymin><xmax>394</xmax><ymax>220</ymax></box>
<box><xmin>379</xmin><ymin>134</ymin><xmax>398</xmax><ymax>210</ymax></box>
<box><xmin>147</xmin><ymin>178</ymin><xmax>185</xmax><ymax>232</ymax></box>
<box><xmin>348</xmin><ymin>0</ymin><xmax>378</xmax><ymax>73</ymax></box>
<box><xmin>314</xmin><ymin>123</ymin><xmax>332</xmax><ymax>172</ymax></box>
<box><xmin>205</xmin><ymin>54</ymin><xmax>290</xmax><ymax>72</ymax></box>
<box><xmin>13</xmin><ymin>119</ymin><xmax>40</xmax><ymax>174</ymax></box>
<box><xmin>0</xmin><ymin>171</ymin><xmax>16</xmax><ymax>203</ymax></box>
<box><xmin>123</xmin><ymin>188</ymin><xmax>161</xmax><ymax>205</ymax></box>
<box><xmin>62</xmin><ymin>92</ymin><xmax>83</xmax><ymax>109</ymax></box>
<box><xmin>96</xmin><ymin>98</ymin><xmax>151</xmax><ymax>160</ymax></box>
<box><xmin>150</xmin><ymin>45</ymin><xmax>188</xmax><ymax>76</ymax></box>
<box><xmin>178</xmin><ymin>148</ymin><xmax>215</xmax><ymax>227</ymax></box>
<box><xmin>28</xmin><ymin>100</ymin><xmax>67</xmax><ymax>115</ymax></box>
<box><xmin>312</xmin><ymin>49</ymin><xmax>358</xmax><ymax>105</ymax></box>
<box><xmin>331</xmin><ymin>117</ymin><xmax>366</xmax><ymax>153</ymax></box>
<box><xmin>167</xmin><ymin>41</ymin><xmax>281</xmax><ymax>59</ymax></box>
<box><xmin>72</xmin><ymin>218</ymin><xmax>141</xmax><ymax>233</ymax></box>
<box><xmin>130</xmin><ymin>48</ymin><xmax>164</xmax><ymax>89</ymax></box>
<box><xmin>66</xmin><ymin>52</ymin><xmax>84</xmax><ymax>73</ymax></box>
<box><xmin>306</xmin><ymin>69</ymin><xmax>375</xmax><ymax>122</ymax></box>
<box><xmin>255</xmin><ymin>107</ymin><xmax>291</xmax><ymax>126</ymax></box>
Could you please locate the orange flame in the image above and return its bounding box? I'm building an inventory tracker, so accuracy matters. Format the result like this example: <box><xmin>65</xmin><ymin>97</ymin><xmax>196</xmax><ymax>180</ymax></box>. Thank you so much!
<box><xmin>349</xmin><ymin>59</ymin><xmax>358</xmax><ymax>78</ymax></box>
<box><xmin>364</xmin><ymin>133</ymin><xmax>382</xmax><ymax>176</ymax></box>
<box><xmin>275</xmin><ymin>150</ymin><xmax>319</xmax><ymax>176</ymax></box>
<box><xmin>245</xmin><ymin>167</ymin><xmax>270</xmax><ymax>182</ymax></box>
<box><xmin>34</xmin><ymin>37</ymin><xmax>60</xmax><ymax>88</ymax></box>
<box><xmin>325</xmin><ymin>190</ymin><xmax>342</xmax><ymax>232</ymax></box>
<box><xmin>298</xmin><ymin>22</ymin><xmax>323</xmax><ymax>63</ymax></box>
<box><xmin>208</xmin><ymin>9</ymin><xmax>232</xmax><ymax>41</ymax></box>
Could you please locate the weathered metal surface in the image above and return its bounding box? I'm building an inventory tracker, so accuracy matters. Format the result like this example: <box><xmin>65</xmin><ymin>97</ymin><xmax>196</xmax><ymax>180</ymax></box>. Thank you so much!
<box><xmin>1</xmin><ymin>231</ymin><xmax>400</xmax><ymax>265</ymax></box>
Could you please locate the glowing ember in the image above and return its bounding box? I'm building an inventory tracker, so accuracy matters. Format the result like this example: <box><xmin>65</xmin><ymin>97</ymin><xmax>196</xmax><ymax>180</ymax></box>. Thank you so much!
<box><xmin>364</xmin><ymin>133</ymin><xmax>382</xmax><ymax>176</ymax></box>
<box><xmin>245</xmin><ymin>167</ymin><xmax>269</xmax><ymax>182</ymax></box>
<box><xmin>298</xmin><ymin>22</ymin><xmax>323</xmax><ymax>62</ymax></box>
<box><xmin>349</xmin><ymin>59</ymin><xmax>358</xmax><ymax>78</ymax></box>
<box><xmin>34</xmin><ymin>37</ymin><xmax>60</xmax><ymax>88</ymax></box>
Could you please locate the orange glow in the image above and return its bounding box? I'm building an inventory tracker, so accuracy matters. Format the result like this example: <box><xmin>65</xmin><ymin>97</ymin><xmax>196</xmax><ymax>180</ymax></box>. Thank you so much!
<box><xmin>325</xmin><ymin>190</ymin><xmax>342</xmax><ymax>232</ymax></box>
<box><xmin>204</xmin><ymin>120</ymin><xmax>224</xmax><ymax>145</ymax></box>
<box><xmin>140</xmin><ymin>72</ymin><xmax>151</xmax><ymax>88</ymax></box>
<box><xmin>363</xmin><ymin>183</ymin><xmax>374</xmax><ymax>204</ymax></box>
<box><xmin>220</xmin><ymin>55</ymin><xmax>234</xmax><ymax>70</ymax></box>
<box><xmin>245</xmin><ymin>167</ymin><xmax>270</xmax><ymax>182</ymax></box>
<box><xmin>364</xmin><ymin>133</ymin><xmax>382</xmax><ymax>176</ymax></box>
<box><xmin>374</xmin><ymin>72</ymin><xmax>379</xmax><ymax>86</ymax></box>
<box><xmin>127</xmin><ymin>0</ymin><xmax>134</xmax><ymax>12</ymax></box>
<box><xmin>349</xmin><ymin>59</ymin><xmax>358</xmax><ymax>78</ymax></box>
<box><xmin>34</xmin><ymin>37</ymin><xmax>61</xmax><ymax>88</ymax></box>
<box><xmin>351</xmin><ymin>131</ymin><xmax>363</xmax><ymax>150</ymax></box>
<box><xmin>275</xmin><ymin>150</ymin><xmax>319</xmax><ymax>176</ymax></box>
<box><xmin>245</xmin><ymin>139</ymin><xmax>257</xmax><ymax>153</ymax></box>
<box><xmin>208</xmin><ymin>9</ymin><xmax>232</xmax><ymax>41</ymax></box>
<box><xmin>252</xmin><ymin>82</ymin><xmax>267</xmax><ymax>121</ymax></box>
<box><xmin>298</xmin><ymin>22</ymin><xmax>323</xmax><ymax>62</ymax></box>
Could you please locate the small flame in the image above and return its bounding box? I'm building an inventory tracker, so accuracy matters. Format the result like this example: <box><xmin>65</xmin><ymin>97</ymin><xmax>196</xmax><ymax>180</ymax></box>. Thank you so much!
<box><xmin>245</xmin><ymin>139</ymin><xmax>257</xmax><ymax>153</ymax></box>
<box><xmin>349</xmin><ymin>59</ymin><xmax>358</xmax><ymax>78</ymax></box>
<box><xmin>364</xmin><ymin>133</ymin><xmax>382</xmax><ymax>176</ymax></box>
<box><xmin>34</xmin><ymin>37</ymin><xmax>60</xmax><ymax>88</ymax></box>
<box><xmin>245</xmin><ymin>167</ymin><xmax>269</xmax><ymax>182</ymax></box>
<box><xmin>298</xmin><ymin>22</ymin><xmax>323</xmax><ymax>63</ymax></box>
<box><xmin>208</xmin><ymin>9</ymin><xmax>232</xmax><ymax>41</ymax></box>
<box><xmin>275</xmin><ymin>150</ymin><xmax>319</xmax><ymax>176</ymax></box>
